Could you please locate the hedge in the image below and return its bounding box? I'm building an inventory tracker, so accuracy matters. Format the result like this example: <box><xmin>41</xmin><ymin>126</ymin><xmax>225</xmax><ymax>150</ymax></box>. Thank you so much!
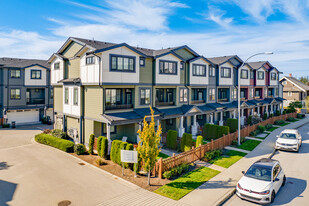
<box><xmin>226</xmin><ymin>118</ymin><xmax>238</xmax><ymax>133</ymax></box>
<box><xmin>181</xmin><ymin>133</ymin><xmax>192</xmax><ymax>152</ymax></box>
<box><xmin>99</xmin><ymin>136</ymin><xmax>108</xmax><ymax>159</ymax></box>
<box><xmin>203</xmin><ymin>123</ymin><xmax>229</xmax><ymax>141</ymax></box>
<box><xmin>97</xmin><ymin>136</ymin><xmax>103</xmax><ymax>157</ymax></box>
<box><xmin>196</xmin><ymin>136</ymin><xmax>203</xmax><ymax>147</ymax></box>
<box><xmin>247</xmin><ymin>116</ymin><xmax>253</xmax><ymax>126</ymax></box>
<box><xmin>110</xmin><ymin>140</ymin><xmax>134</xmax><ymax>166</ymax></box>
<box><xmin>216</xmin><ymin>126</ymin><xmax>229</xmax><ymax>139</ymax></box>
<box><xmin>88</xmin><ymin>134</ymin><xmax>95</xmax><ymax>154</ymax></box>
<box><xmin>51</xmin><ymin>129</ymin><xmax>67</xmax><ymax>139</ymax></box>
<box><xmin>35</xmin><ymin>133</ymin><xmax>74</xmax><ymax>152</ymax></box>
<box><xmin>166</xmin><ymin>130</ymin><xmax>177</xmax><ymax>150</ymax></box>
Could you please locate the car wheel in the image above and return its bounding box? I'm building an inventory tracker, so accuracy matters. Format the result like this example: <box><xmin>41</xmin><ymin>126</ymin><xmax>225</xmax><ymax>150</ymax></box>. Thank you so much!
<box><xmin>282</xmin><ymin>175</ymin><xmax>286</xmax><ymax>186</ymax></box>
<box><xmin>271</xmin><ymin>191</ymin><xmax>275</xmax><ymax>203</ymax></box>
<box><xmin>297</xmin><ymin>145</ymin><xmax>300</xmax><ymax>152</ymax></box>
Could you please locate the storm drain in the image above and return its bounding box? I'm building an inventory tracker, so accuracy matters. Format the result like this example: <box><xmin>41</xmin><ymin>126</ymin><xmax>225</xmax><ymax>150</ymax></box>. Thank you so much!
<box><xmin>58</xmin><ymin>200</ymin><xmax>71</xmax><ymax>206</ymax></box>
<box><xmin>78</xmin><ymin>162</ymin><xmax>85</xmax><ymax>166</ymax></box>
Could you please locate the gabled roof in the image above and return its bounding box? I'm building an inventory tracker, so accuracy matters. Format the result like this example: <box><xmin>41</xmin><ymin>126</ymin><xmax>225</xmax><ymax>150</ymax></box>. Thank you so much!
<box><xmin>207</xmin><ymin>55</ymin><xmax>243</xmax><ymax>67</ymax></box>
<box><xmin>189</xmin><ymin>56</ymin><xmax>214</xmax><ymax>65</ymax></box>
<box><xmin>247</xmin><ymin>61</ymin><xmax>274</xmax><ymax>71</ymax></box>
<box><xmin>58</xmin><ymin>78</ymin><xmax>81</xmax><ymax>84</ymax></box>
<box><xmin>0</xmin><ymin>57</ymin><xmax>50</xmax><ymax>69</ymax></box>
<box><xmin>280</xmin><ymin>76</ymin><xmax>309</xmax><ymax>91</ymax></box>
<box><xmin>206</xmin><ymin>103</ymin><xmax>226</xmax><ymax>110</ymax></box>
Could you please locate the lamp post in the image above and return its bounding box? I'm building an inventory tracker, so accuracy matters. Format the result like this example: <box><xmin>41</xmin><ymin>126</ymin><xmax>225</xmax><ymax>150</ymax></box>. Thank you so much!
<box><xmin>237</xmin><ymin>52</ymin><xmax>273</xmax><ymax>145</ymax></box>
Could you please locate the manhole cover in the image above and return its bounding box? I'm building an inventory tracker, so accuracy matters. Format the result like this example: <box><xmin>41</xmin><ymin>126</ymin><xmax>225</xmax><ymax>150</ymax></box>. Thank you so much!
<box><xmin>58</xmin><ymin>200</ymin><xmax>71</xmax><ymax>206</ymax></box>
<box><xmin>78</xmin><ymin>162</ymin><xmax>85</xmax><ymax>166</ymax></box>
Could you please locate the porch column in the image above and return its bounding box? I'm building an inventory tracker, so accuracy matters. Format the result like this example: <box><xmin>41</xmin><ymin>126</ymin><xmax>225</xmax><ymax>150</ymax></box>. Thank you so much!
<box><xmin>257</xmin><ymin>106</ymin><xmax>260</xmax><ymax>116</ymax></box>
<box><xmin>281</xmin><ymin>103</ymin><xmax>284</xmax><ymax>114</ymax></box>
<box><xmin>219</xmin><ymin>111</ymin><xmax>224</xmax><ymax>126</ymax></box>
<box><xmin>233</xmin><ymin>110</ymin><xmax>237</xmax><ymax>119</ymax></box>
<box><xmin>251</xmin><ymin>108</ymin><xmax>254</xmax><ymax>116</ymax></box>
<box><xmin>229</xmin><ymin>111</ymin><xmax>232</xmax><ymax>119</ymax></box>
<box><xmin>192</xmin><ymin>115</ymin><xmax>198</xmax><ymax>138</ymax></box>
<box><xmin>266</xmin><ymin>105</ymin><xmax>269</xmax><ymax>117</ymax></box>
<box><xmin>178</xmin><ymin>116</ymin><xmax>185</xmax><ymax>137</ymax></box>
<box><xmin>270</xmin><ymin>104</ymin><xmax>274</xmax><ymax>115</ymax></box>
<box><xmin>240</xmin><ymin>108</ymin><xmax>245</xmax><ymax>126</ymax></box>
<box><xmin>210</xmin><ymin>113</ymin><xmax>214</xmax><ymax>124</ymax></box>
<box><xmin>107</xmin><ymin>124</ymin><xmax>111</xmax><ymax>155</ymax></box>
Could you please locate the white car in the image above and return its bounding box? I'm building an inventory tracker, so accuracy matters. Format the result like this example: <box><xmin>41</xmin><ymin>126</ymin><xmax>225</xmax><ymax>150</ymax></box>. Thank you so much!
<box><xmin>276</xmin><ymin>129</ymin><xmax>302</xmax><ymax>152</ymax></box>
<box><xmin>236</xmin><ymin>158</ymin><xmax>286</xmax><ymax>204</ymax></box>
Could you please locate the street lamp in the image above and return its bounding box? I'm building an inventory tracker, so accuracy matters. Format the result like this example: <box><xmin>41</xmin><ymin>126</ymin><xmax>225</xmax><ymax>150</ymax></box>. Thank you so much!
<box><xmin>237</xmin><ymin>52</ymin><xmax>273</xmax><ymax>145</ymax></box>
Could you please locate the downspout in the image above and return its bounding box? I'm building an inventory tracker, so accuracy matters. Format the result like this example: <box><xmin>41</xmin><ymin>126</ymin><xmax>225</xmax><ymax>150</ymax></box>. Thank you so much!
<box><xmin>152</xmin><ymin>59</ymin><xmax>155</xmax><ymax>108</ymax></box>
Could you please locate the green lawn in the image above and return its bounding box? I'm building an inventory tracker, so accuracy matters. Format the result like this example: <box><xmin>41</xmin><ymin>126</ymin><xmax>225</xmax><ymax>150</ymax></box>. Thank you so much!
<box><xmin>209</xmin><ymin>150</ymin><xmax>247</xmax><ymax>168</ymax></box>
<box><xmin>154</xmin><ymin>167</ymin><xmax>220</xmax><ymax>200</ymax></box>
<box><xmin>289</xmin><ymin>119</ymin><xmax>300</xmax><ymax>122</ymax></box>
<box><xmin>280</xmin><ymin>122</ymin><xmax>290</xmax><ymax>126</ymax></box>
<box><xmin>156</xmin><ymin>152</ymin><xmax>170</xmax><ymax>160</ymax></box>
<box><xmin>267</xmin><ymin>126</ymin><xmax>280</xmax><ymax>132</ymax></box>
<box><xmin>237</xmin><ymin>140</ymin><xmax>261</xmax><ymax>151</ymax></box>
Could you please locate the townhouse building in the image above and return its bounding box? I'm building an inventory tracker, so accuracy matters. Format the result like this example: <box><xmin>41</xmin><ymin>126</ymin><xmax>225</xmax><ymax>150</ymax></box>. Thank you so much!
<box><xmin>50</xmin><ymin>37</ymin><xmax>283</xmax><ymax>152</ymax></box>
<box><xmin>0</xmin><ymin>58</ymin><xmax>53</xmax><ymax>125</ymax></box>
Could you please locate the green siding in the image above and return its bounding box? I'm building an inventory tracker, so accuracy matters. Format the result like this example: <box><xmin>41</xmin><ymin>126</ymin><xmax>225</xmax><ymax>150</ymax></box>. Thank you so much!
<box><xmin>66</xmin><ymin>116</ymin><xmax>80</xmax><ymax>138</ymax></box>
<box><xmin>62</xmin><ymin>41</ymin><xmax>83</xmax><ymax>58</ymax></box>
<box><xmin>174</xmin><ymin>48</ymin><xmax>196</xmax><ymax>61</ymax></box>
<box><xmin>84</xmin><ymin>119</ymin><xmax>94</xmax><ymax>146</ymax></box>
<box><xmin>66</xmin><ymin>58</ymin><xmax>80</xmax><ymax>79</ymax></box>
<box><xmin>111</xmin><ymin>123</ymin><xmax>137</xmax><ymax>143</ymax></box>
<box><xmin>84</xmin><ymin>86</ymin><xmax>103</xmax><ymax>120</ymax></box>
<box><xmin>54</xmin><ymin>86</ymin><xmax>63</xmax><ymax>111</ymax></box>
<box><xmin>139</xmin><ymin>58</ymin><xmax>153</xmax><ymax>84</ymax></box>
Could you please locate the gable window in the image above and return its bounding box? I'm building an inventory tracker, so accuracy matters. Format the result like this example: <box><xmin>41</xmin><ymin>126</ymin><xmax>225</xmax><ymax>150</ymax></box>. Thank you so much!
<box><xmin>65</xmin><ymin>88</ymin><xmax>69</xmax><ymax>104</ymax></box>
<box><xmin>179</xmin><ymin>88</ymin><xmax>188</xmax><ymax>103</ymax></box>
<box><xmin>73</xmin><ymin>88</ymin><xmax>78</xmax><ymax>105</ymax></box>
<box><xmin>271</xmin><ymin>73</ymin><xmax>277</xmax><ymax>80</ymax></box>
<box><xmin>241</xmin><ymin>69</ymin><xmax>248</xmax><ymax>79</ymax></box>
<box><xmin>86</xmin><ymin>56</ymin><xmax>95</xmax><ymax>65</ymax></box>
<box><xmin>192</xmin><ymin>64</ymin><xmax>206</xmax><ymax>76</ymax></box>
<box><xmin>10</xmin><ymin>89</ymin><xmax>21</xmax><ymax>99</ymax></box>
<box><xmin>140</xmin><ymin>88</ymin><xmax>151</xmax><ymax>105</ymax></box>
<box><xmin>139</xmin><ymin>57</ymin><xmax>145</xmax><ymax>67</ymax></box>
<box><xmin>31</xmin><ymin>70</ymin><xmax>41</xmax><ymax>79</ymax></box>
<box><xmin>257</xmin><ymin>71</ymin><xmax>264</xmax><ymax>80</ymax></box>
<box><xmin>220</xmin><ymin>67</ymin><xmax>231</xmax><ymax>78</ymax></box>
<box><xmin>209</xmin><ymin>66</ymin><xmax>215</xmax><ymax>77</ymax></box>
<box><xmin>10</xmin><ymin>69</ymin><xmax>21</xmax><ymax>78</ymax></box>
<box><xmin>54</xmin><ymin>62</ymin><xmax>60</xmax><ymax>70</ymax></box>
<box><xmin>209</xmin><ymin>88</ymin><xmax>215</xmax><ymax>101</ymax></box>
<box><xmin>110</xmin><ymin>55</ymin><xmax>135</xmax><ymax>72</ymax></box>
<box><xmin>159</xmin><ymin>60</ymin><xmax>177</xmax><ymax>74</ymax></box>
<box><xmin>250</xmin><ymin>71</ymin><xmax>254</xmax><ymax>79</ymax></box>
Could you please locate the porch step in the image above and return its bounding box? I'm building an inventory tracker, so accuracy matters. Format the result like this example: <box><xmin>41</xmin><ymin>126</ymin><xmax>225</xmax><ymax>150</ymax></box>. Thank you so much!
<box><xmin>245</xmin><ymin>136</ymin><xmax>263</xmax><ymax>141</ymax></box>
<box><xmin>224</xmin><ymin>146</ymin><xmax>250</xmax><ymax>154</ymax></box>
<box><xmin>194</xmin><ymin>160</ymin><xmax>225</xmax><ymax>172</ymax></box>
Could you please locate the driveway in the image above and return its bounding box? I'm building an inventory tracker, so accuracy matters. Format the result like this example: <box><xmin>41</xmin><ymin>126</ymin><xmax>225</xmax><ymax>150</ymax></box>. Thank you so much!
<box><xmin>224</xmin><ymin>122</ymin><xmax>309</xmax><ymax>206</ymax></box>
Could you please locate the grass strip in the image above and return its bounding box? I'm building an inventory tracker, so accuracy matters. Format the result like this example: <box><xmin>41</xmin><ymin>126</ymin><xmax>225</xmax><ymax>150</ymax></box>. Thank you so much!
<box><xmin>209</xmin><ymin>150</ymin><xmax>247</xmax><ymax>168</ymax></box>
<box><xmin>267</xmin><ymin>126</ymin><xmax>280</xmax><ymax>132</ymax></box>
<box><xmin>156</xmin><ymin>152</ymin><xmax>170</xmax><ymax>159</ymax></box>
<box><xmin>237</xmin><ymin>139</ymin><xmax>261</xmax><ymax>151</ymax></box>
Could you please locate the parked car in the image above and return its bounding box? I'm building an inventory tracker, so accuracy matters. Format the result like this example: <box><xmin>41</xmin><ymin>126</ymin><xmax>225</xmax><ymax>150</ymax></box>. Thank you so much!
<box><xmin>236</xmin><ymin>158</ymin><xmax>286</xmax><ymax>204</ymax></box>
<box><xmin>276</xmin><ymin>129</ymin><xmax>302</xmax><ymax>152</ymax></box>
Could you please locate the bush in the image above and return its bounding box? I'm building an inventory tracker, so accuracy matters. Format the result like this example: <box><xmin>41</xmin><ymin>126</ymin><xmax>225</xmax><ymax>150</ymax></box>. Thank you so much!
<box><xmin>43</xmin><ymin>129</ymin><xmax>51</xmax><ymax>134</ymax></box>
<box><xmin>286</xmin><ymin>117</ymin><xmax>295</xmax><ymax>121</ymax></box>
<box><xmin>196</xmin><ymin>136</ymin><xmax>204</xmax><ymax>147</ymax></box>
<box><xmin>162</xmin><ymin>163</ymin><xmax>190</xmax><ymax>179</ymax></box>
<box><xmin>276</xmin><ymin>110</ymin><xmax>280</xmax><ymax>116</ymax></box>
<box><xmin>166</xmin><ymin>130</ymin><xmax>177</xmax><ymax>150</ymax></box>
<box><xmin>274</xmin><ymin>120</ymin><xmax>285</xmax><ymax>125</ymax></box>
<box><xmin>265</xmin><ymin>124</ymin><xmax>273</xmax><ymax>130</ymax></box>
<box><xmin>35</xmin><ymin>133</ymin><xmax>74</xmax><ymax>152</ymax></box>
<box><xmin>163</xmin><ymin>171</ymin><xmax>173</xmax><ymax>179</ymax></box>
<box><xmin>232</xmin><ymin>140</ymin><xmax>238</xmax><ymax>146</ymax></box>
<box><xmin>97</xmin><ymin>136</ymin><xmax>103</xmax><ymax>157</ymax></box>
<box><xmin>216</xmin><ymin>126</ymin><xmax>229</xmax><ymax>139</ymax></box>
<box><xmin>263</xmin><ymin>113</ymin><xmax>268</xmax><ymax>120</ymax></box>
<box><xmin>204</xmin><ymin>150</ymin><xmax>222</xmax><ymax>161</ymax></box>
<box><xmin>252</xmin><ymin>115</ymin><xmax>262</xmax><ymax>125</ymax></box>
<box><xmin>74</xmin><ymin>144</ymin><xmax>86</xmax><ymax>155</ymax></box>
<box><xmin>247</xmin><ymin>115</ymin><xmax>253</xmax><ymax>126</ymax></box>
<box><xmin>203</xmin><ymin>124</ymin><xmax>229</xmax><ymax>141</ymax></box>
<box><xmin>250</xmin><ymin>130</ymin><xmax>258</xmax><ymax>137</ymax></box>
<box><xmin>110</xmin><ymin>140</ymin><xmax>123</xmax><ymax>165</ymax></box>
<box><xmin>181</xmin><ymin>133</ymin><xmax>192</xmax><ymax>152</ymax></box>
<box><xmin>257</xmin><ymin>125</ymin><xmax>266</xmax><ymax>133</ymax></box>
<box><xmin>95</xmin><ymin>158</ymin><xmax>107</xmax><ymax>166</ymax></box>
<box><xmin>283</xmin><ymin>110</ymin><xmax>287</xmax><ymax>114</ymax></box>
<box><xmin>2</xmin><ymin>123</ymin><xmax>10</xmax><ymax>128</ymax></box>
<box><xmin>100</xmin><ymin>136</ymin><xmax>108</xmax><ymax>159</ymax></box>
<box><xmin>226</xmin><ymin>118</ymin><xmax>238</xmax><ymax>133</ymax></box>
<box><xmin>51</xmin><ymin>129</ymin><xmax>67</xmax><ymax>139</ymax></box>
<box><xmin>270</xmin><ymin>114</ymin><xmax>274</xmax><ymax>118</ymax></box>
<box><xmin>88</xmin><ymin>134</ymin><xmax>95</xmax><ymax>154</ymax></box>
<box><xmin>297</xmin><ymin>113</ymin><xmax>305</xmax><ymax>119</ymax></box>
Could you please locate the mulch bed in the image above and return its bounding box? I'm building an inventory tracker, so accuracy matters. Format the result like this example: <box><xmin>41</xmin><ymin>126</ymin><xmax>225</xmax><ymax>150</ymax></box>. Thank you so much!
<box><xmin>70</xmin><ymin>153</ymin><xmax>170</xmax><ymax>191</ymax></box>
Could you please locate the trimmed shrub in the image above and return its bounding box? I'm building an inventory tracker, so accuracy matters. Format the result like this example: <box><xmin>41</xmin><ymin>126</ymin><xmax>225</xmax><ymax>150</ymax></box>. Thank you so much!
<box><xmin>196</xmin><ymin>136</ymin><xmax>203</xmax><ymax>147</ymax></box>
<box><xmin>263</xmin><ymin>113</ymin><xmax>268</xmax><ymax>120</ymax></box>
<box><xmin>35</xmin><ymin>133</ymin><xmax>74</xmax><ymax>152</ymax></box>
<box><xmin>181</xmin><ymin>133</ymin><xmax>192</xmax><ymax>152</ymax></box>
<box><xmin>74</xmin><ymin>144</ymin><xmax>86</xmax><ymax>155</ymax></box>
<box><xmin>226</xmin><ymin>118</ymin><xmax>238</xmax><ymax>133</ymax></box>
<box><xmin>297</xmin><ymin>113</ymin><xmax>305</xmax><ymax>119</ymax></box>
<box><xmin>270</xmin><ymin>113</ymin><xmax>274</xmax><ymax>118</ymax></box>
<box><xmin>274</xmin><ymin>120</ymin><xmax>285</xmax><ymax>125</ymax></box>
<box><xmin>204</xmin><ymin>150</ymin><xmax>222</xmax><ymax>162</ymax></box>
<box><xmin>97</xmin><ymin>136</ymin><xmax>103</xmax><ymax>157</ymax></box>
<box><xmin>250</xmin><ymin>130</ymin><xmax>258</xmax><ymax>137</ymax></box>
<box><xmin>88</xmin><ymin>134</ymin><xmax>95</xmax><ymax>154</ymax></box>
<box><xmin>100</xmin><ymin>136</ymin><xmax>108</xmax><ymax>159</ymax></box>
<box><xmin>110</xmin><ymin>140</ymin><xmax>123</xmax><ymax>165</ymax></box>
<box><xmin>252</xmin><ymin>115</ymin><xmax>262</xmax><ymax>125</ymax></box>
<box><xmin>286</xmin><ymin>117</ymin><xmax>295</xmax><ymax>121</ymax></box>
<box><xmin>265</xmin><ymin>124</ymin><xmax>273</xmax><ymax>130</ymax></box>
<box><xmin>276</xmin><ymin>110</ymin><xmax>280</xmax><ymax>116</ymax></box>
<box><xmin>2</xmin><ymin>123</ymin><xmax>10</xmax><ymax>128</ymax></box>
<box><xmin>51</xmin><ymin>129</ymin><xmax>67</xmax><ymax>139</ymax></box>
<box><xmin>283</xmin><ymin>110</ymin><xmax>287</xmax><ymax>114</ymax></box>
<box><xmin>163</xmin><ymin>171</ymin><xmax>173</xmax><ymax>179</ymax></box>
<box><xmin>257</xmin><ymin>125</ymin><xmax>266</xmax><ymax>133</ymax></box>
<box><xmin>166</xmin><ymin>130</ymin><xmax>177</xmax><ymax>150</ymax></box>
<box><xmin>216</xmin><ymin>126</ymin><xmax>229</xmax><ymax>139</ymax></box>
<box><xmin>247</xmin><ymin>115</ymin><xmax>253</xmax><ymax>126</ymax></box>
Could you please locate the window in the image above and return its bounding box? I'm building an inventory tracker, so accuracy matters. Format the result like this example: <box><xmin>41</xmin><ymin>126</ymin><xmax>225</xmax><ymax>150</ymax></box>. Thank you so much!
<box><xmin>209</xmin><ymin>66</ymin><xmax>215</xmax><ymax>77</ymax></box>
<box><xmin>86</xmin><ymin>56</ymin><xmax>95</xmax><ymax>65</ymax></box>
<box><xmin>51</xmin><ymin>88</ymin><xmax>54</xmax><ymax>99</ymax></box>
<box><xmin>255</xmin><ymin>90</ymin><xmax>260</xmax><ymax>97</ymax></box>
<box><xmin>140</xmin><ymin>88</ymin><xmax>151</xmax><ymax>105</ymax></box>
<box><xmin>220</xmin><ymin>67</ymin><xmax>231</xmax><ymax>78</ymax></box>
<box><xmin>10</xmin><ymin>89</ymin><xmax>21</xmax><ymax>99</ymax></box>
<box><xmin>159</xmin><ymin>60</ymin><xmax>177</xmax><ymax>74</ymax></box>
<box><xmin>54</xmin><ymin>62</ymin><xmax>60</xmax><ymax>70</ymax></box>
<box><xmin>197</xmin><ymin>115</ymin><xmax>203</xmax><ymax>120</ymax></box>
<box><xmin>271</xmin><ymin>73</ymin><xmax>277</xmax><ymax>80</ymax></box>
<box><xmin>73</xmin><ymin>88</ymin><xmax>78</xmax><ymax>105</ymax></box>
<box><xmin>282</xmin><ymin>81</ymin><xmax>287</xmax><ymax>85</ymax></box>
<box><xmin>103</xmin><ymin>124</ymin><xmax>116</xmax><ymax>134</ymax></box>
<box><xmin>10</xmin><ymin>69</ymin><xmax>20</xmax><ymax>78</ymax></box>
<box><xmin>167</xmin><ymin>119</ymin><xmax>173</xmax><ymax>125</ymax></box>
<box><xmin>240</xmin><ymin>89</ymin><xmax>246</xmax><ymax>98</ymax></box>
<box><xmin>258</xmin><ymin>71</ymin><xmax>264</xmax><ymax>80</ymax></box>
<box><xmin>209</xmin><ymin>88</ymin><xmax>215</xmax><ymax>101</ymax></box>
<box><xmin>288</xmin><ymin>91</ymin><xmax>292</xmax><ymax>96</ymax></box>
<box><xmin>139</xmin><ymin>57</ymin><xmax>145</xmax><ymax>67</ymax></box>
<box><xmin>110</xmin><ymin>55</ymin><xmax>135</xmax><ymax>72</ymax></box>
<box><xmin>179</xmin><ymin>88</ymin><xmax>188</xmax><ymax>103</ymax></box>
<box><xmin>241</xmin><ymin>69</ymin><xmax>248</xmax><ymax>79</ymax></box>
<box><xmin>250</xmin><ymin>71</ymin><xmax>254</xmax><ymax>79</ymax></box>
<box><xmin>232</xmin><ymin>88</ymin><xmax>237</xmax><ymax>99</ymax></box>
<box><xmin>31</xmin><ymin>70</ymin><xmax>41</xmax><ymax>79</ymax></box>
<box><xmin>192</xmin><ymin>64</ymin><xmax>206</xmax><ymax>76</ymax></box>
<box><xmin>65</xmin><ymin>88</ymin><xmax>69</xmax><ymax>104</ymax></box>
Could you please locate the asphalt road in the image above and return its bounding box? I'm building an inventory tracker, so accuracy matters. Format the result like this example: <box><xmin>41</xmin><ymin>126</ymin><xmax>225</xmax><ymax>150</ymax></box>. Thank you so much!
<box><xmin>223</xmin><ymin>122</ymin><xmax>309</xmax><ymax>206</ymax></box>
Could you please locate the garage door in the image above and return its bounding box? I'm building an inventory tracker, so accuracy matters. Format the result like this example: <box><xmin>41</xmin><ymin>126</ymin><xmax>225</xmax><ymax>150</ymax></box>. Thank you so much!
<box><xmin>7</xmin><ymin>110</ymin><xmax>40</xmax><ymax>125</ymax></box>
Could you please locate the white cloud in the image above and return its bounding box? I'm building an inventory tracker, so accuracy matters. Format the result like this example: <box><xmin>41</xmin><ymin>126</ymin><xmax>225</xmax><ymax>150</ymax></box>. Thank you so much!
<box><xmin>206</xmin><ymin>5</ymin><xmax>233</xmax><ymax>28</ymax></box>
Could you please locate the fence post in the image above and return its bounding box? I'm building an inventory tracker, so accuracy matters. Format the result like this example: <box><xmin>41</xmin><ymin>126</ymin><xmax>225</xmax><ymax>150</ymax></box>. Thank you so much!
<box><xmin>211</xmin><ymin>139</ymin><xmax>214</xmax><ymax>150</ymax></box>
<box><xmin>172</xmin><ymin>153</ymin><xmax>175</xmax><ymax>168</ymax></box>
<box><xmin>158</xmin><ymin>157</ymin><xmax>163</xmax><ymax>179</ymax></box>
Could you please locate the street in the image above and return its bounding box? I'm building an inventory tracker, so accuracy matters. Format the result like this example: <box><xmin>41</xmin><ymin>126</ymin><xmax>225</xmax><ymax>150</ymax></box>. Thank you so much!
<box><xmin>224</xmin><ymin>122</ymin><xmax>309</xmax><ymax>206</ymax></box>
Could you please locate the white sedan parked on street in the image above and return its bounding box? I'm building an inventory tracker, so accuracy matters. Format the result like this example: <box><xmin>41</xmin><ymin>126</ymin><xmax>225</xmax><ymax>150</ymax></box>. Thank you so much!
<box><xmin>276</xmin><ymin>129</ymin><xmax>302</xmax><ymax>152</ymax></box>
<box><xmin>236</xmin><ymin>158</ymin><xmax>286</xmax><ymax>204</ymax></box>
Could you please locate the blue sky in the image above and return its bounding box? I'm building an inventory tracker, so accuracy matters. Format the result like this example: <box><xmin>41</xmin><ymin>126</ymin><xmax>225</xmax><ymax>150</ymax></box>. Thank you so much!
<box><xmin>1</xmin><ymin>0</ymin><xmax>309</xmax><ymax>77</ymax></box>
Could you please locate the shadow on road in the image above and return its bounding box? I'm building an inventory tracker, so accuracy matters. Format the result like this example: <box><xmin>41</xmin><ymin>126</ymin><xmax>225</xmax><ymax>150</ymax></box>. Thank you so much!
<box><xmin>0</xmin><ymin>162</ymin><xmax>11</xmax><ymax>170</ymax></box>
<box><xmin>197</xmin><ymin>178</ymin><xmax>235</xmax><ymax>190</ymax></box>
<box><xmin>0</xmin><ymin>180</ymin><xmax>17</xmax><ymax>206</ymax></box>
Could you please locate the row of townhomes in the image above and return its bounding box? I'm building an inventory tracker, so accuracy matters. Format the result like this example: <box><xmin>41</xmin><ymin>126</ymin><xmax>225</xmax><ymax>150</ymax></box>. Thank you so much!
<box><xmin>0</xmin><ymin>58</ymin><xmax>53</xmax><ymax>125</ymax></box>
<box><xmin>49</xmin><ymin>37</ymin><xmax>284</xmax><ymax>151</ymax></box>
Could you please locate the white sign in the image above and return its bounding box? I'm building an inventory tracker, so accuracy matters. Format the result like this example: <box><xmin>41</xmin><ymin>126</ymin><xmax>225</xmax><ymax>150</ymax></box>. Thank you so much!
<box><xmin>121</xmin><ymin>150</ymin><xmax>138</xmax><ymax>163</ymax></box>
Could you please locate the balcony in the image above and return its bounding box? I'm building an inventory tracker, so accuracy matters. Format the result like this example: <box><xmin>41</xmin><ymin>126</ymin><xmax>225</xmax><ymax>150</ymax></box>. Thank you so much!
<box><xmin>105</xmin><ymin>104</ymin><xmax>133</xmax><ymax>110</ymax></box>
<box><xmin>27</xmin><ymin>98</ymin><xmax>45</xmax><ymax>105</ymax></box>
<box><xmin>156</xmin><ymin>101</ymin><xmax>175</xmax><ymax>107</ymax></box>
<box><xmin>191</xmin><ymin>100</ymin><xmax>205</xmax><ymax>104</ymax></box>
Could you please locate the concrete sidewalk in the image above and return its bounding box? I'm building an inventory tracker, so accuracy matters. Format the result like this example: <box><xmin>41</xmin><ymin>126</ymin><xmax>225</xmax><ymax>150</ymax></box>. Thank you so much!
<box><xmin>179</xmin><ymin>116</ymin><xmax>309</xmax><ymax>206</ymax></box>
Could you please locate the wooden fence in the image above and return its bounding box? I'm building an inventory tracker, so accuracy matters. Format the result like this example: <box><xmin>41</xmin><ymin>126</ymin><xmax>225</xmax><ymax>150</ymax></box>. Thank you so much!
<box><xmin>155</xmin><ymin>112</ymin><xmax>297</xmax><ymax>178</ymax></box>
<box><xmin>0</xmin><ymin>118</ymin><xmax>3</xmax><ymax>126</ymax></box>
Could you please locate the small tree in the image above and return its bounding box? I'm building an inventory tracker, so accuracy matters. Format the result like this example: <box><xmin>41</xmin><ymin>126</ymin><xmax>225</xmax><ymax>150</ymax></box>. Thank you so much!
<box><xmin>88</xmin><ymin>134</ymin><xmax>95</xmax><ymax>155</ymax></box>
<box><xmin>137</xmin><ymin>106</ymin><xmax>162</xmax><ymax>185</ymax></box>
<box><xmin>288</xmin><ymin>101</ymin><xmax>303</xmax><ymax>112</ymax></box>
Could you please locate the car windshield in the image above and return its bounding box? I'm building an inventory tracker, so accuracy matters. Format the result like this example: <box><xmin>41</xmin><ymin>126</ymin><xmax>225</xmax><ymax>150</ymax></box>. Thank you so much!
<box><xmin>280</xmin><ymin>133</ymin><xmax>296</xmax><ymax>139</ymax></box>
<box><xmin>245</xmin><ymin>165</ymin><xmax>272</xmax><ymax>181</ymax></box>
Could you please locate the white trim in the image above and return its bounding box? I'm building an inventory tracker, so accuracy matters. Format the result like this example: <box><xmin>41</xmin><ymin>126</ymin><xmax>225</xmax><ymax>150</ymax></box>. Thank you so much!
<box><xmin>279</xmin><ymin>77</ymin><xmax>306</xmax><ymax>92</ymax></box>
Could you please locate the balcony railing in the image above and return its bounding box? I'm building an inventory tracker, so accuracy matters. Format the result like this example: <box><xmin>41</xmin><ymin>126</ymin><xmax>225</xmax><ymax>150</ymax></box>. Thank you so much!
<box><xmin>156</xmin><ymin>101</ymin><xmax>175</xmax><ymax>107</ymax></box>
<box><xmin>26</xmin><ymin>98</ymin><xmax>45</xmax><ymax>105</ymax></box>
<box><xmin>218</xmin><ymin>98</ymin><xmax>228</xmax><ymax>102</ymax></box>
<box><xmin>255</xmin><ymin>96</ymin><xmax>262</xmax><ymax>100</ymax></box>
<box><xmin>105</xmin><ymin>104</ymin><xmax>133</xmax><ymax>110</ymax></box>
<box><xmin>191</xmin><ymin>100</ymin><xmax>205</xmax><ymax>104</ymax></box>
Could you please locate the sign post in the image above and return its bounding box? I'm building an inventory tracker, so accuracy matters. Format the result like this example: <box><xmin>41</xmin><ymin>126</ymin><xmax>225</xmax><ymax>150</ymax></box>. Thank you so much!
<box><xmin>121</xmin><ymin>150</ymin><xmax>138</xmax><ymax>177</ymax></box>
